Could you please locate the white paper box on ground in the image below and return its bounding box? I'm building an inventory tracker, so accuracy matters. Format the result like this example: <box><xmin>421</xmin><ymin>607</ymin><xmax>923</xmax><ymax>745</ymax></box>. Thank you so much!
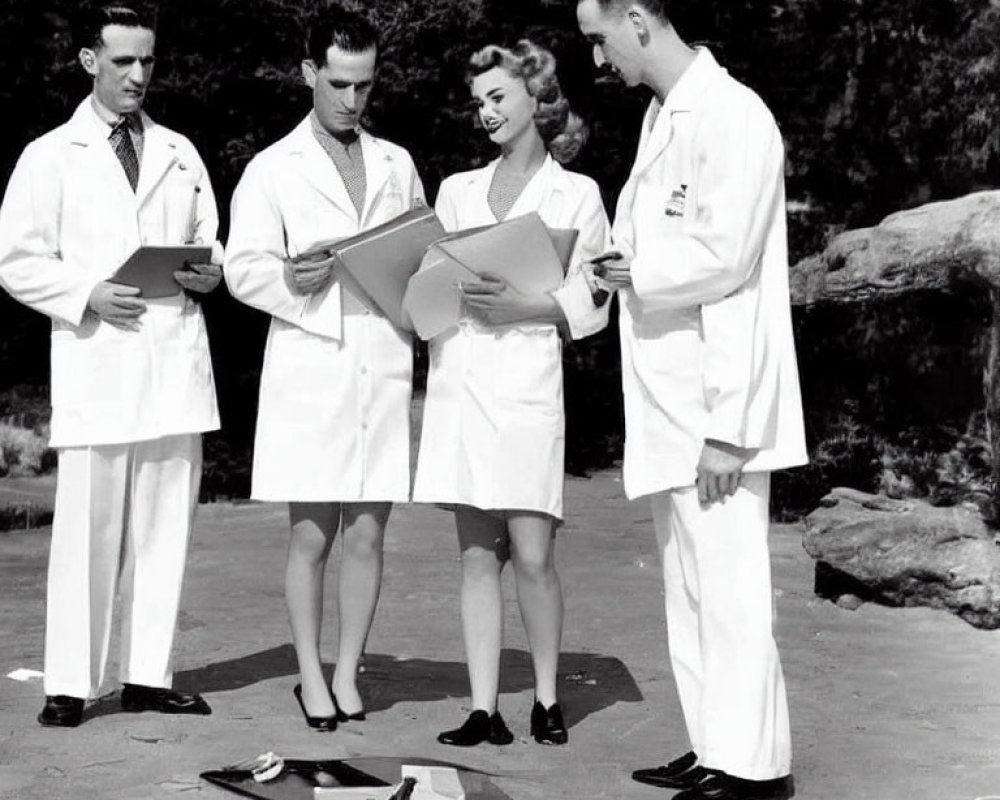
<box><xmin>401</xmin><ymin>766</ymin><xmax>465</xmax><ymax>800</ymax></box>
<box><xmin>313</xmin><ymin>788</ymin><xmax>396</xmax><ymax>800</ymax></box>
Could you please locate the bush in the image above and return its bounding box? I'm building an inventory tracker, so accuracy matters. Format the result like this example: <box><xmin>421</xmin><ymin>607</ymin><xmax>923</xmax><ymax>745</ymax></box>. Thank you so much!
<box><xmin>771</xmin><ymin>412</ymin><xmax>885</xmax><ymax>522</ymax></box>
<box><xmin>0</xmin><ymin>384</ymin><xmax>51</xmax><ymax>430</ymax></box>
<box><xmin>0</xmin><ymin>503</ymin><xmax>53</xmax><ymax>532</ymax></box>
<box><xmin>200</xmin><ymin>433</ymin><xmax>253</xmax><ymax>502</ymax></box>
<box><xmin>0</xmin><ymin>422</ymin><xmax>54</xmax><ymax>478</ymax></box>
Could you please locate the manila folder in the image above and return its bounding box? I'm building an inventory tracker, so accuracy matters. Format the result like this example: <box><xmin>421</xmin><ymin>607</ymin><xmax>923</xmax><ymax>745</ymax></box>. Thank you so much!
<box><xmin>308</xmin><ymin>207</ymin><xmax>446</xmax><ymax>331</ymax></box>
<box><xmin>434</xmin><ymin>212</ymin><xmax>564</xmax><ymax>295</ymax></box>
<box><xmin>401</xmin><ymin>252</ymin><xmax>479</xmax><ymax>341</ymax></box>
<box><xmin>548</xmin><ymin>228</ymin><xmax>580</xmax><ymax>274</ymax></box>
<box><xmin>111</xmin><ymin>245</ymin><xmax>211</xmax><ymax>298</ymax></box>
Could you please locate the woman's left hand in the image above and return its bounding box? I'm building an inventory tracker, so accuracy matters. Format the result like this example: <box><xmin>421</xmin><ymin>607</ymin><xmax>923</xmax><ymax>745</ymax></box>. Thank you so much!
<box><xmin>461</xmin><ymin>271</ymin><xmax>551</xmax><ymax>326</ymax></box>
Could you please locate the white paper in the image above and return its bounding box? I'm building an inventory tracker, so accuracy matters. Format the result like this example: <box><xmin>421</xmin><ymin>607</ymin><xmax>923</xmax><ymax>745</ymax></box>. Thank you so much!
<box><xmin>401</xmin><ymin>766</ymin><xmax>465</xmax><ymax>800</ymax></box>
<box><xmin>313</xmin><ymin>788</ymin><xmax>395</xmax><ymax>800</ymax></box>
<box><xmin>7</xmin><ymin>668</ymin><xmax>44</xmax><ymax>682</ymax></box>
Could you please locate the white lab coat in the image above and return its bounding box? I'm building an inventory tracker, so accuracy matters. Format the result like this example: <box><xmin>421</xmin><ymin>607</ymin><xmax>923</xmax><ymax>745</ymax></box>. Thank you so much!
<box><xmin>614</xmin><ymin>49</ymin><xmax>804</xmax><ymax>780</ymax></box>
<box><xmin>412</xmin><ymin>155</ymin><xmax>610</xmax><ymax>519</ymax></box>
<box><xmin>0</xmin><ymin>98</ymin><xmax>220</xmax><ymax>447</ymax></box>
<box><xmin>0</xmin><ymin>97</ymin><xmax>220</xmax><ymax>698</ymax></box>
<box><xmin>225</xmin><ymin>117</ymin><xmax>425</xmax><ymax>502</ymax></box>
<box><xmin>613</xmin><ymin>49</ymin><xmax>807</xmax><ymax>499</ymax></box>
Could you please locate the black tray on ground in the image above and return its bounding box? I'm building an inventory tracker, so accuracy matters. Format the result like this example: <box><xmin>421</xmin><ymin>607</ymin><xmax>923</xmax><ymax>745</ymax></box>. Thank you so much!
<box><xmin>201</xmin><ymin>756</ymin><xmax>514</xmax><ymax>800</ymax></box>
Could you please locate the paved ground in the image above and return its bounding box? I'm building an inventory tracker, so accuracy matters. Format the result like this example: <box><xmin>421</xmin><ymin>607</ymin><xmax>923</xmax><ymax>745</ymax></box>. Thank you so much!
<box><xmin>2</xmin><ymin>469</ymin><xmax>1000</xmax><ymax>800</ymax></box>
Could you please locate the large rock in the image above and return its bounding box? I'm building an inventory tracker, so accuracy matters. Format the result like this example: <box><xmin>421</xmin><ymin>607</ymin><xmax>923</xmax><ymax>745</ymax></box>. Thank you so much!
<box><xmin>803</xmin><ymin>487</ymin><xmax>1000</xmax><ymax>629</ymax></box>
<box><xmin>790</xmin><ymin>190</ymin><xmax>1000</xmax><ymax>306</ymax></box>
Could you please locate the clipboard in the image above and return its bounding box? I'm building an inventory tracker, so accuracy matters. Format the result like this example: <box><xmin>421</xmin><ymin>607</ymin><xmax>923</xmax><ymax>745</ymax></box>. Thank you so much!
<box><xmin>111</xmin><ymin>244</ymin><xmax>212</xmax><ymax>298</ymax></box>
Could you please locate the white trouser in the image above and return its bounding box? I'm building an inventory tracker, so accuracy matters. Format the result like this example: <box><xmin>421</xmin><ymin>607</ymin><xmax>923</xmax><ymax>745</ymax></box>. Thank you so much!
<box><xmin>651</xmin><ymin>472</ymin><xmax>791</xmax><ymax>780</ymax></box>
<box><xmin>43</xmin><ymin>434</ymin><xmax>202</xmax><ymax>698</ymax></box>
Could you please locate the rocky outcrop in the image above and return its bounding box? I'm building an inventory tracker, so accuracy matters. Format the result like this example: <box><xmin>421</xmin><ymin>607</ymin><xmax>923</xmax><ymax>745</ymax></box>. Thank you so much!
<box><xmin>790</xmin><ymin>190</ymin><xmax>1000</xmax><ymax>307</ymax></box>
<box><xmin>790</xmin><ymin>191</ymin><xmax>1000</xmax><ymax>517</ymax></box>
<box><xmin>803</xmin><ymin>488</ymin><xmax>1000</xmax><ymax>629</ymax></box>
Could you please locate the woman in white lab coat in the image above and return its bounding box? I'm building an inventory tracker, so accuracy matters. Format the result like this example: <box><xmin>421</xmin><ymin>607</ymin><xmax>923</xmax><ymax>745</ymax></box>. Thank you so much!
<box><xmin>412</xmin><ymin>40</ymin><xmax>610</xmax><ymax>747</ymax></box>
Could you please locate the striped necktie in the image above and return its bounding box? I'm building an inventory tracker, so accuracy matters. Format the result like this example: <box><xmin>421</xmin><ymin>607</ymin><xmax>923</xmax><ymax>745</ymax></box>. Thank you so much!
<box><xmin>109</xmin><ymin>118</ymin><xmax>139</xmax><ymax>191</ymax></box>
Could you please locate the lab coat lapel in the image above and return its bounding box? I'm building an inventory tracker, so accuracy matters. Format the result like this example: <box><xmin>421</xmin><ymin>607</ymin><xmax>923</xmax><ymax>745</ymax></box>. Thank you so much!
<box><xmin>286</xmin><ymin>118</ymin><xmax>359</xmax><ymax>222</ymax></box>
<box><xmin>359</xmin><ymin>132</ymin><xmax>394</xmax><ymax>226</ymax></box>
<box><xmin>507</xmin><ymin>154</ymin><xmax>556</xmax><ymax>219</ymax></box>
<box><xmin>631</xmin><ymin>99</ymin><xmax>675</xmax><ymax>180</ymax></box>
<box><xmin>135</xmin><ymin>116</ymin><xmax>180</xmax><ymax>207</ymax></box>
<box><xmin>469</xmin><ymin>159</ymin><xmax>500</xmax><ymax>221</ymax></box>
<box><xmin>628</xmin><ymin>48</ymin><xmax>718</xmax><ymax>181</ymax></box>
<box><xmin>65</xmin><ymin>99</ymin><xmax>137</xmax><ymax>207</ymax></box>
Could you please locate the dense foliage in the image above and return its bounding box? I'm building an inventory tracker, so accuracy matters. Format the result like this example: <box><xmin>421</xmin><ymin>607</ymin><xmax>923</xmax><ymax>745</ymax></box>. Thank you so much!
<box><xmin>0</xmin><ymin>0</ymin><xmax>997</xmax><ymax>509</ymax></box>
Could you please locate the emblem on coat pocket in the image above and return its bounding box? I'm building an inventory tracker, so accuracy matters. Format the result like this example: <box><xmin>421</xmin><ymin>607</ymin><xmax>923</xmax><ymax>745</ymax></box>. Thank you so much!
<box><xmin>665</xmin><ymin>184</ymin><xmax>687</xmax><ymax>217</ymax></box>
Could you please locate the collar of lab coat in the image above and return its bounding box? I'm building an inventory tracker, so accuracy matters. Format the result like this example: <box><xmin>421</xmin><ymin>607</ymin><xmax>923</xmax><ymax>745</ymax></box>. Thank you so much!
<box><xmin>280</xmin><ymin>115</ymin><xmax>396</xmax><ymax>225</ymax></box>
<box><xmin>463</xmin><ymin>153</ymin><xmax>562</xmax><ymax>221</ymax></box>
<box><xmin>65</xmin><ymin>96</ymin><xmax>191</xmax><ymax>207</ymax></box>
<box><xmin>633</xmin><ymin>47</ymin><xmax>724</xmax><ymax>176</ymax></box>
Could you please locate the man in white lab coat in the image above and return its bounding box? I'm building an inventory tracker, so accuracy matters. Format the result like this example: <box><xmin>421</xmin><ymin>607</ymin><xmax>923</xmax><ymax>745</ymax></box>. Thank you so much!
<box><xmin>0</xmin><ymin>6</ymin><xmax>223</xmax><ymax>727</ymax></box>
<box><xmin>576</xmin><ymin>2</ymin><xmax>808</xmax><ymax>799</ymax></box>
<box><xmin>225</xmin><ymin>6</ymin><xmax>425</xmax><ymax>728</ymax></box>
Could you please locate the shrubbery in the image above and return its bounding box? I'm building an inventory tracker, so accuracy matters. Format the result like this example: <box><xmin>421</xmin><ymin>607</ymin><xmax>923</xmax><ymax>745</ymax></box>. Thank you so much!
<box><xmin>0</xmin><ymin>386</ymin><xmax>56</xmax><ymax>479</ymax></box>
<box><xmin>1</xmin><ymin>1</ymin><xmax>997</xmax><ymax>520</ymax></box>
<box><xmin>0</xmin><ymin>422</ymin><xmax>54</xmax><ymax>478</ymax></box>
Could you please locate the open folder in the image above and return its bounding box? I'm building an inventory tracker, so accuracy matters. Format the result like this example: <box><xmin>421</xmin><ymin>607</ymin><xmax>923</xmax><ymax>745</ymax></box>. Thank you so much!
<box><xmin>401</xmin><ymin>213</ymin><xmax>577</xmax><ymax>340</ymax></box>
<box><xmin>302</xmin><ymin>207</ymin><xmax>446</xmax><ymax>331</ymax></box>
<box><xmin>111</xmin><ymin>244</ymin><xmax>212</xmax><ymax>298</ymax></box>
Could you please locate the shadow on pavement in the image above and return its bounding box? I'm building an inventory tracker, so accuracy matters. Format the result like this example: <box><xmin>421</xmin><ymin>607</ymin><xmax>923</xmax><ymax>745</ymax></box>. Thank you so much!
<box><xmin>167</xmin><ymin>645</ymin><xmax>641</xmax><ymax>730</ymax></box>
<box><xmin>176</xmin><ymin>643</ymin><xmax>301</xmax><ymax>693</ymax></box>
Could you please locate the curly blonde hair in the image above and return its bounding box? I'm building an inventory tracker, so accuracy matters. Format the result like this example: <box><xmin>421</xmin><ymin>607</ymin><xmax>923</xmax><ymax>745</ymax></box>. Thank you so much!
<box><xmin>466</xmin><ymin>39</ymin><xmax>588</xmax><ymax>164</ymax></box>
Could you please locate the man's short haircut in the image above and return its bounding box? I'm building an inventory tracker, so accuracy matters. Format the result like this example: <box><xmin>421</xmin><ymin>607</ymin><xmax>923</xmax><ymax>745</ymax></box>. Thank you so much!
<box><xmin>591</xmin><ymin>0</ymin><xmax>672</xmax><ymax>24</ymax></box>
<box><xmin>308</xmin><ymin>4</ymin><xmax>379</xmax><ymax>67</ymax></box>
<box><xmin>77</xmin><ymin>4</ymin><xmax>156</xmax><ymax>51</ymax></box>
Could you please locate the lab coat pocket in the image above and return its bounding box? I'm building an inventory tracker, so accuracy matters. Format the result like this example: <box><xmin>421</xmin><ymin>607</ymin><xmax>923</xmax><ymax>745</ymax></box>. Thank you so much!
<box><xmin>49</xmin><ymin>329</ymin><xmax>129</xmax><ymax>412</ymax></box>
<box><xmin>163</xmin><ymin>164</ymin><xmax>200</xmax><ymax>242</ymax></box>
<box><xmin>496</xmin><ymin>327</ymin><xmax>562</xmax><ymax>417</ymax></box>
<box><xmin>633</xmin><ymin>309</ymin><xmax>702</xmax><ymax>380</ymax></box>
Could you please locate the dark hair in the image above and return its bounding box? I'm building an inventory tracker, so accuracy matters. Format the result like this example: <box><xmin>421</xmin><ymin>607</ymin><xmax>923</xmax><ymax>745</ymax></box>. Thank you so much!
<box><xmin>77</xmin><ymin>4</ymin><xmax>156</xmax><ymax>51</ymax></box>
<box><xmin>307</xmin><ymin>4</ymin><xmax>379</xmax><ymax>67</ymax></box>
<box><xmin>466</xmin><ymin>39</ymin><xmax>588</xmax><ymax>164</ymax></box>
<box><xmin>589</xmin><ymin>0</ymin><xmax>672</xmax><ymax>24</ymax></box>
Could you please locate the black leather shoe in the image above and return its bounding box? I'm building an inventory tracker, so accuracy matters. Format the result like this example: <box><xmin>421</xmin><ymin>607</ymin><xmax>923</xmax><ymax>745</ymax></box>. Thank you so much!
<box><xmin>332</xmin><ymin>692</ymin><xmax>366</xmax><ymax>723</ymax></box>
<box><xmin>38</xmin><ymin>695</ymin><xmax>85</xmax><ymax>728</ymax></box>
<box><xmin>291</xmin><ymin>684</ymin><xmax>337</xmax><ymax>731</ymax></box>
<box><xmin>673</xmin><ymin>772</ymin><xmax>792</xmax><ymax>800</ymax></box>
<box><xmin>530</xmin><ymin>700</ymin><xmax>568</xmax><ymax>745</ymax></box>
<box><xmin>437</xmin><ymin>709</ymin><xmax>514</xmax><ymax>746</ymax></box>
<box><xmin>121</xmin><ymin>683</ymin><xmax>211</xmax><ymax>715</ymax></box>
<box><xmin>633</xmin><ymin>751</ymin><xmax>710</xmax><ymax>789</ymax></box>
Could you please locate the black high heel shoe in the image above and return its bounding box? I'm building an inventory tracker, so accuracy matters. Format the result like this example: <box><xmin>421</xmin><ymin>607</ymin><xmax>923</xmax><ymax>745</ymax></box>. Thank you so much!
<box><xmin>437</xmin><ymin>709</ymin><xmax>514</xmax><ymax>746</ymax></box>
<box><xmin>332</xmin><ymin>692</ymin><xmax>366</xmax><ymax>723</ymax></box>
<box><xmin>530</xmin><ymin>700</ymin><xmax>568</xmax><ymax>745</ymax></box>
<box><xmin>292</xmin><ymin>684</ymin><xmax>337</xmax><ymax>731</ymax></box>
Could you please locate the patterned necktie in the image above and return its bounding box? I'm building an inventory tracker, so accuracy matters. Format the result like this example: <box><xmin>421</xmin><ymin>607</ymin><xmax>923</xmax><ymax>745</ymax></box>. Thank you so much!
<box><xmin>109</xmin><ymin>118</ymin><xmax>139</xmax><ymax>191</ymax></box>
